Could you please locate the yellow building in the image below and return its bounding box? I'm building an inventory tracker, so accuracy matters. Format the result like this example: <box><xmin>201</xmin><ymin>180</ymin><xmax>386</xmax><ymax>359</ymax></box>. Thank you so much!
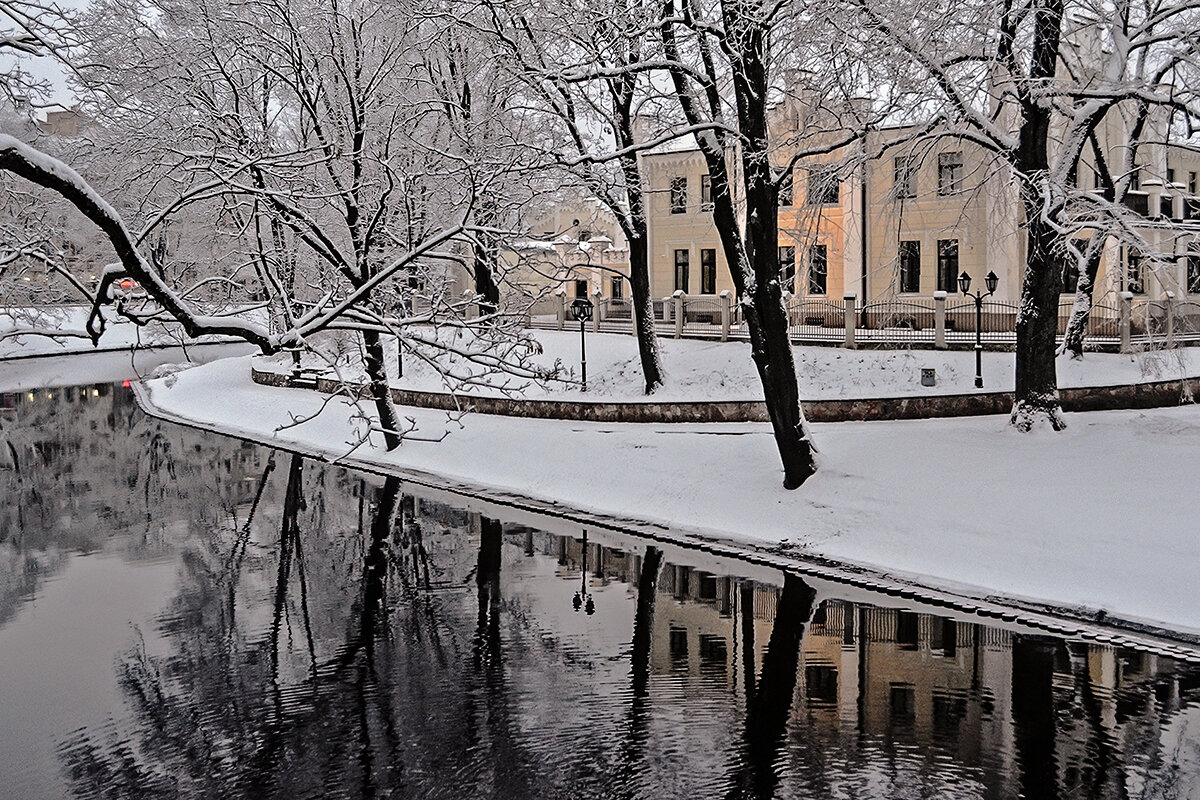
<box><xmin>639</xmin><ymin>98</ymin><xmax>1200</xmax><ymax>323</ymax></box>
<box><xmin>502</xmin><ymin>199</ymin><xmax>633</xmax><ymax>317</ymax></box>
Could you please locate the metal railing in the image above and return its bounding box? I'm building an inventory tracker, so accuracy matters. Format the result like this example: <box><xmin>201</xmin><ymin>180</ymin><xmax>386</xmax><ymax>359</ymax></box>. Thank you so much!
<box><xmin>528</xmin><ymin>290</ymin><xmax>1200</xmax><ymax>351</ymax></box>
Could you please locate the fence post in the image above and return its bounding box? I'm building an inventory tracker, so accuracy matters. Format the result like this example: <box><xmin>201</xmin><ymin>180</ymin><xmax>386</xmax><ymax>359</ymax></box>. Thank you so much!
<box><xmin>673</xmin><ymin>290</ymin><xmax>685</xmax><ymax>339</ymax></box>
<box><xmin>1165</xmin><ymin>290</ymin><xmax>1175</xmax><ymax>347</ymax></box>
<box><xmin>843</xmin><ymin>292</ymin><xmax>856</xmax><ymax>349</ymax></box>
<box><xmin>933</xmin><ymin>290</ymin><xmax>947</xmax><ymax>349</ymax></box>
<box><xmin>1119</xmin><ymin>291</ymin><xmax>1133</xmax><ymax>353</ymax></box>
<box><xmin>556</xmin><ymin>288</ymin><xmax>567</xmax><ymax>331</ymax></box>
<box><xmin>720</xmin><ymin>290</ymin><xmax>732</xmax><ymax>342</ymax></box>
<box><xmin>592</xmin><ymin>288</ymin><xmax>603</xmax><ymax>333</ymax></box>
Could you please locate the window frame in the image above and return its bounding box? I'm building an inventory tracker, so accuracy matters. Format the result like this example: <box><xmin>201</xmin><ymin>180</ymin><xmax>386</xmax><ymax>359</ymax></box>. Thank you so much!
<box><xmin>936</xmin><ymin>238</ymin><xmax>959</xmax><ymax>293</ymax></box>
<box><xmin>777</xmin><ymin>245</ymin><xmax>796</xmax><ymax>291</ymax></box>
<box><xmin>894</xmin><ymin>156</ymin><xmax>917</xmax><ymax>198</ymax></box>
<box><xmin>807</xmin><ymin>167</ymin><xmax>840</xmax><ymax>206</ymax></box>
<box><xmin>937</xmin><ymin>151</ymin><xmax>964</xmax><ymax>195</ymax></box>
<box><xmin>700</xmin><ymin>175</ymin><xmax>713</xmax><ymax>211</ymax></box>
<box><xmin>700</xmin><ymin>248</ymin><xmax>717</xmax><ymax>294</ymax></box>
<box><xmin>807</xmin><ymin>244</ymin><xmax>828</xmax><ymax>295</ymax></box>
<box><xmin>674</xmin><ymin>248</ymin><xmax>690</xmax><ymax>292</ymax></box>
<box><xmin>670</xmin><ymin>176</ymin><xmax>688</xmax><ymax>214</ymax></box>
<box><xmin>898</xmin><ymin>240</ymin><xmax>921</xmax><ymax>294</ymax></box>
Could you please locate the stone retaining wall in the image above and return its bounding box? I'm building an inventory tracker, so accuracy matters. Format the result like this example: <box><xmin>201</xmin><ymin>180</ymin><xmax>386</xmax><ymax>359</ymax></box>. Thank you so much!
<box><xmin>251</xmin><ymin>363</ymin><xmax>1200</xmax><ymax>424</ymax></box>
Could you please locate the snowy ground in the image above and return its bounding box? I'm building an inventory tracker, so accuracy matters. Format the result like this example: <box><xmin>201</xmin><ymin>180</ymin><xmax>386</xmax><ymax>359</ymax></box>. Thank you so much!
<box><xmin>140</xmin><ymin>354</ymin><xmax>1200</xmax><ymax>640</ymax></box>
<box><xmin>281</xmin><ymin>328</ymin><xmax>1200</xmax><ymax>401</ymax></box>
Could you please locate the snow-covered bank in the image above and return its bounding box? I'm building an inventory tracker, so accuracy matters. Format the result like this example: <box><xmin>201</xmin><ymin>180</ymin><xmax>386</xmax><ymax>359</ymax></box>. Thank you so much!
<box><xmin>282</xmin><ymin>328</ymin><xmax>1200</xmax><ymax>402</ymax></box>
<box><xmin>140</xmin><ymin>354</ymin><xmax>1200</xmax><ymax>640</ymax></box>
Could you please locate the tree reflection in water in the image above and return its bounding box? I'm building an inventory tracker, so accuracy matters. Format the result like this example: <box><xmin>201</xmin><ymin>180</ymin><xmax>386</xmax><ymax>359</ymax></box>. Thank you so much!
<box><xmin>4</xmin><ymin>389</ymin><xmax>1190</xmax><ymax>799</ymax></box>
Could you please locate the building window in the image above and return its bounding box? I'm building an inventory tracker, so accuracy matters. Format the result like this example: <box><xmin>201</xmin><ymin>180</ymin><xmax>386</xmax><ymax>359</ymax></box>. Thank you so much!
<box><xmin>894</xmin><ymin>156</ymin><xmax>917</xmax><ymax>198</ymax></box>
<box><xmin>1167</xmin><ymin>167</ymin><xmax>1176</xmax><ymax>185</ymax></box>
<box><xmin>899</xmin><ymin>240</ymin><xmax>921</xmax><ymax>293</ymax></box>
<box><xmin>778</xmin><ymin>245</ymin><xmax>796</xmax><ymax>291</ymax></box>
<box><xmin>807</xmin><ymin>244</ymin><xmax>828</xmax><ymax>295</ymax></box>
<box><xmin>1187</xmin><ymin>248</ymin><xmax>1200</xmax><ymax>294</ymax></box>
<box><xmin>938</xmin><ymin>151</ymin><xmax>964</xmax><ymax>195</ymax></box>
<box><xmin>807</xmin><ymin>167</ymin><xmax>840</xmax><ymax>205</ymax></box>
<box><xmin>1129</xmin><ymin>167</ymin><xmax>1141</xmax><ymax>192</ymax></box>
<box><xmin>1062</xmin><ymin>257</ymin><xmax>1080</xmax><ymax>294</ymax></box>
<box><xmin>936</xmin><ymin>239</ymin><xmax>959</xmax><ymax>293</ymax></box>
<box><xmin>779</xmin><ymin>169</ymin><xmax>794</xmax><ymax>207</ymax></box>
<box><xmin>610</xmin><ymin>275</ymin><xmax>624</xmax><ymax>299</ymax></box>
<box><xmin>700</xmin><ymin>175</ymin><xmax>713</xmax><ymax>210</ymax></box>
<box><xmin>574</xmin><ymin>279</ymin><xmax>588</xmax><ymax>298</ymax></box>
<box><xmin>1127</xmin><ymin>248</ymin><xmax>1144</xmax><ymax>294</ymax></box>
<box><xmin>1189</xmin><ymin>171</ymin><xmax>1197</xmax><ymax>195</ymax></box>
<box><xmin>700</xmin><ymin>248</ymin><xmax>717</xmax><ymax>294</ymax></box>
<box><xmin>674</xmin><ymin>249</ymin><xmax>690</xmax><ymax>292</ymax></box>
<box><xmin>670</xmin><ymin>176</ymin><xmax>688</xmax><ymax>214</ymax></box>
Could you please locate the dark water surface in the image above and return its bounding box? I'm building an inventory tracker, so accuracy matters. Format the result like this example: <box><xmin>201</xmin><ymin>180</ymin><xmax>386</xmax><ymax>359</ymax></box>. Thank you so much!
<box><xmin>2</xmin><ymin>376</ymin><xmax>1199</xmax><ymax>799</ymax></box>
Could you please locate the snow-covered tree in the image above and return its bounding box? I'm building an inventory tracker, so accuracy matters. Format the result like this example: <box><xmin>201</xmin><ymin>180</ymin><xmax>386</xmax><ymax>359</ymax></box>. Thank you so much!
<box><xmin>658</xmin><ymin>0</ymin><xmax>838</xmax><ymax>486</ymax></box>
<box><xmin>480</xmin><ymin>0</ymin><xmax>669</xmax><ymax>394</ymax></box>
<box><xmin>2</xmin><ymin>0</ymin><xmax>548</xmax><ymax>451</ymax></box>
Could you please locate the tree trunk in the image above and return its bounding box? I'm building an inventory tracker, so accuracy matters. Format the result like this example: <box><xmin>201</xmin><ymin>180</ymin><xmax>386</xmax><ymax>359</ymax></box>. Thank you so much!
<box><xmin>627</xmin><ymin>233</ymin><xmax>665</xmax><ymax>394</ymax></box>
<box><xmin>1012</xmin><ymin>200</ymin><xmax>1067</xmax><ymax>431</ymax></box>
<box><xmin>1061</xmin><ymin>246</ymin><xmax>1103</xmax><ymax>359</ymax></box>
<box><xmin>614</xmin><ymin>84</ymin><xmax>664</xmax><ymax>395</ymax></box>
<box><xmin>658</xmin><ymin>1</ymin><xmax>816</xmax><ymax>488</ymax></box>
<box><xmin>361</xmin><ymin>328</ymin><xmax>404</xmax><ymax>450</ymax></box>
<box><xmin>474</xmin><ymin>232</ymin><xmax>501</xmax><ymax>319</ymax></box>
<box><xmin>1010</xmin><ymin>0</ymin><xmax>1067</xmax><ymax>431</ymax></box>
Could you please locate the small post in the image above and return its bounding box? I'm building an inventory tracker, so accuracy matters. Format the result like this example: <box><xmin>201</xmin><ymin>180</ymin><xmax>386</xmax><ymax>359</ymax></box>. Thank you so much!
<box><xmin>1120</xmin><ymin>291</ymin><xmax>1133</xmax><ymax>353</ymax></box>
<box><xmin>556</xmin><ymin>288</ymin><xmax>567</xmax><ymax>331</ymax></box>
<box><xmin>592</xmin><ymin>288</ymin><xmax>602</xmax><ymax>333</ymax></box>
<box><xmin>673</xmin><ymin>290</ymin><xmax>685</xmax><ymax>339</ymax></box>
<box><xmin>843</xmin><ymin>292</ymin><xmax>857</xmax><ymax>349</ymax></box>
<box><xmin>720</xmin><ymin>290</ymin><xmax>732</xmax><ymax>342</ymax></box>
<box><xmin>1165</xmin><ymin>290</ymin><xmax>1176</xmax><ymax>348</ymax></box>
<box><xmin>580</xmin><ymin>316</ymin><xmax>588</xmax><ymax>390</ymax></box>
<box><xmin>933</xmin><ymin>290</ymin><xmax>947</xmax><ymax>349</ymax></box>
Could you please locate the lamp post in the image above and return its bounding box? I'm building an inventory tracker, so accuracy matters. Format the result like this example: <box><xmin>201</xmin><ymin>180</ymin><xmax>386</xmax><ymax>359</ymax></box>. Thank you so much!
<box><xmin>958</xmin><ymin>270</ymin><xmax>999</xmax><ymax>389</ymax></box>
<box><xmin>570</xmin><ymin>297</ymin><xmax>594</xmax><ymax>391</ymax></box>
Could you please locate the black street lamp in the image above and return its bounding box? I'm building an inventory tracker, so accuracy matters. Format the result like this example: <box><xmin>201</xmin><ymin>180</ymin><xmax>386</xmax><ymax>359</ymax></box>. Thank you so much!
<box><xmin>959</xmin><ymin>270</ymin><xmax>999</xmax><ymax>388</ymax></box>
<box><xmin>570</xmin><ymin>297</ymin><xmax>594</xmax><ymax>391</ymax></box>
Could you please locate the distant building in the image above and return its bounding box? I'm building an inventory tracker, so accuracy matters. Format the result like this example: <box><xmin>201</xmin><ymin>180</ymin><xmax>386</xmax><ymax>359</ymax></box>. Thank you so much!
<box><xmin>637</xmin><ymin>92</ymin><xmax>1200</xmax><ymax>318</ymax></box>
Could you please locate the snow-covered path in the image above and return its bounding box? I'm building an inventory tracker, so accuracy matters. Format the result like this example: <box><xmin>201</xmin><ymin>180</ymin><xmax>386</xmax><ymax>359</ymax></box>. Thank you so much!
<box><xmin>140</xmin><ymin>355</ymin><xmax>1200</xmax><ymax>642</ymax></box>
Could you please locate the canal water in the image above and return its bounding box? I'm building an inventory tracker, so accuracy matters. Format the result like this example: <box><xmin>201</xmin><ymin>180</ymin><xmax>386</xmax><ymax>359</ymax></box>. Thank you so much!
<box><xmin>1</xmin><ymin>371</ymin><xmax>1198</xmax><ymax>799</ymax></box>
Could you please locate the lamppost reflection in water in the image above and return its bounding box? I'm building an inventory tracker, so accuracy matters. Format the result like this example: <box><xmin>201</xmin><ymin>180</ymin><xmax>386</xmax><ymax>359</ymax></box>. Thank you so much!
<box><xmin>572</xmin><ymin>529</ymin><xmax>596</xmax><ymax>615</ymax></box>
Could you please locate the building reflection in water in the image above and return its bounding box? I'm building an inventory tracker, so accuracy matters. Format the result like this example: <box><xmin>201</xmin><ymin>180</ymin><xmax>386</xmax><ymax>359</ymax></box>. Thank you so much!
<box><xmin>1</xmin><ymin>384</ymin><xmax>1197</xmax><ymax>799</ymax></box>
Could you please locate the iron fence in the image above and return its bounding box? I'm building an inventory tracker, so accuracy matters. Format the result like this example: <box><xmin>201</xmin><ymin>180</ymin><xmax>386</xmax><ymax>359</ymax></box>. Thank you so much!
<box><xmin>526</xmin><ymin>293</ymin><xmax>1200</xmax><ymax>351</ymax></box>
<box><xmin>785</xmin><ymin>296</ymin><xmax>846</xmax><ymax>342</ymax></box>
